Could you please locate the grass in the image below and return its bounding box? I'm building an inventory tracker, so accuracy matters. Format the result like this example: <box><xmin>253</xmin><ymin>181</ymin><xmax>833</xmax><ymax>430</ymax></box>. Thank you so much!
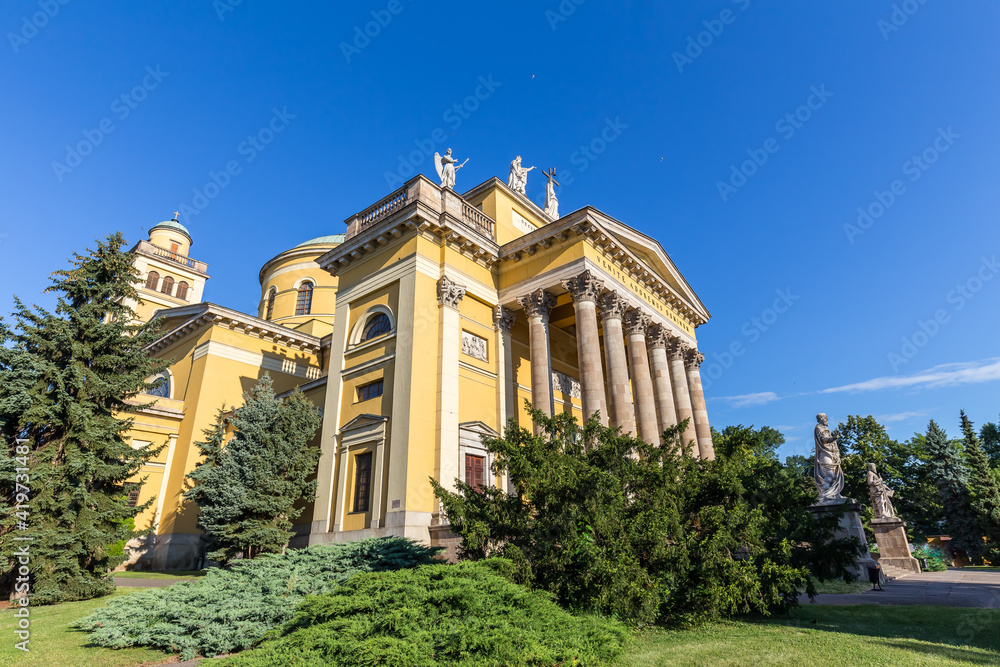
<box><xmin>617</xmin><ymin>605</ymin><xmax>1000</xmax><ymax>666</ymax></box>
<box><xmin>0</xmin><ymin>589</ymin><xmax>172</xmax><ymax>667</ymax></box>
<box><xmin>963</xmin><ymin>566</ymin><xmax>1000</xmax><ymax>573</ymax></box>
<box><xmin>809</xmin><ymin>577</ymin><xmax>872</xmax><ymax>594</ymax></box>
<box><xmin>112</xmin><ymin>569</ymin><xmax>206</xmax><ymax>580</ymax></box>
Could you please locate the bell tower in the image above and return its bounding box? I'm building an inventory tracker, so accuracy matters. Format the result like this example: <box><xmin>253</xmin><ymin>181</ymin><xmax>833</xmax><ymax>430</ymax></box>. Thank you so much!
<box><xmin>128</xmin><ymin>214</ymin><xmax>210</xmax><ymax>323</ymax></box>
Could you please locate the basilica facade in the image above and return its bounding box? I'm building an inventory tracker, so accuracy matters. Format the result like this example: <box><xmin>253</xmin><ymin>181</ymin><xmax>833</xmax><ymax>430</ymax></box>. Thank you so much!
<box><xmin>122</xmin><ymin>170</ymin><xmax>714</xmax><ymax>569</ymax></box>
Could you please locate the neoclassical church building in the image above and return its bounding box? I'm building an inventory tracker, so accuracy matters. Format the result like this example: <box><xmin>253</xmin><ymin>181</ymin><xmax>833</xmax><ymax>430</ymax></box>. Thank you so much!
<box><xmin>123</xmin><ymin>168</ymin><xmax>714</xmax><ymax>569</ymax></box>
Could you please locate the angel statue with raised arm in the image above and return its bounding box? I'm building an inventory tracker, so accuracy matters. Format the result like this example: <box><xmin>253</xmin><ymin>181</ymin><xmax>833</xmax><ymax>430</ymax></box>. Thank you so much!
<box><xmin>507</xmin><ymin>155</ymin><xmax>535</xmax><ymax>195</ymax></box>
<box><xmin>434</xmin><ymin>148</ymin><xmax>468</xmax><ymax>190</ymax></box>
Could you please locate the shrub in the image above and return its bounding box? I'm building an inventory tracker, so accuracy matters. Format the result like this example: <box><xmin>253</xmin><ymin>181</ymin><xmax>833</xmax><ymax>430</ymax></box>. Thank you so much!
<box><xmin>211</xmin><ymin>560</ymin><xmax>631</xmax><ymax>667</ymax></box>
<box><xmin>78</xmin><ymin>537</ymin><xmax>439</xmax><ymax>659</ymax></box>
<box><xmin>912</xmin><ymin>544</ymin><xmax>949</xmax><ymax>572</ymax></box>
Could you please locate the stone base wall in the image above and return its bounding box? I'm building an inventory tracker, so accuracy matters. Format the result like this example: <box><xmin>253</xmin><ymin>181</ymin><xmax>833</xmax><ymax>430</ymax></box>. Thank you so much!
<box><xmin>119</xmin><ymin>533</ymin><xmax>203</xmax><ymax>571</ymax></box>
<box><xmin>872</xmin><ymin>517</ymin><xmax>921</xmax><ymax>574</ymax></box>
<box><xmin>810</xmin><ymin>500</ymin><xmax>876</xmax><ymax>577</ymax></box>
<box><xmin>428</xmin><ymin>525</ymin><xmax>462</xmax><ymax>563</ymax></box>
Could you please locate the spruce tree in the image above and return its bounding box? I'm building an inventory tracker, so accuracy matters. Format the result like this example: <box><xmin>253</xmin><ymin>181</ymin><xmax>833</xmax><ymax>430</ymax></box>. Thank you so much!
<box><xmin>981</xmin><ymin>418</ymin><xmax>1000</xmax><ymax>469</ymax></box>
<box><xmin>185</xmin><ymin>374</ymin><xmax>321</xmax><ymax>565</ymax></box>
<box><xmin>960</xmin><ymin>411</ymin><xmax>1000</xmax><ymax>560</ymax></box>
<box><xmin>0</xmin><ymin>234</ymin><xmax>168</xmax><ymax>603</ymax></box>
<box><xmin>925</xmin><ymin>420</ymin><xmax>983</xmax><ymax>563</ymax></box>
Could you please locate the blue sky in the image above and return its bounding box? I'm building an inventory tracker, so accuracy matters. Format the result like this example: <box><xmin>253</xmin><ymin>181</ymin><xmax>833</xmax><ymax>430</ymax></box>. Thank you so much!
<box><xmin>2</xmin><ymin>1</ymin><xmax>997</xmax><ymax>457</ymax></box>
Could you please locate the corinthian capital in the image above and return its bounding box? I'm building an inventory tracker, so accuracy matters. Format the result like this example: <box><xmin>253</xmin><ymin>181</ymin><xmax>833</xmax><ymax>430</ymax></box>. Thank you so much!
<box><xmin>437</xmin><ymin>276</ymin><xmax>467</xmax><ymax>308</ymax></box>
<box><xmin>646</xmin><ymin>323</ymin><xmax>671</xmax><ymax>349</ymax></box>
<box><xmin>685</xmin><ymin>349</ymin><xmax>705</xmax><ymax>369</ymax></box>
<box><xmin>667</xmin><ymin>337</ymin><xmax>689</xmax><ymax>361</ymax></box>
<box><xmin>562</xmin><ymin>270</ymin><xmax>604</xmax><ymax>303</ymax></box>
<box><xmin>495</xmin><ymin>305</ymin><xmax>516</xmax><ymax>333</ymax></box>
<box><xmin>624</xmin><ymin>308</ymin><xmax>651</xmax><ymax>336</ymax></box>
<box><xmin>599</xmin><ymin>291</ymin><xmax>627</xmax><ymax>321</ymax></box>
<box><xmin>517</xmin><ymin>289</ymin><xmax>557</xmax><ymax>319</ymax></box>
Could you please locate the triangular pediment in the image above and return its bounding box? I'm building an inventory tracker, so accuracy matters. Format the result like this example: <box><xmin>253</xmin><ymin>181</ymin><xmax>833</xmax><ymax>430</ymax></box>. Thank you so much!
<box><xmin>459</xmin><ymin>421</ymin><xmax>499</xmax><ymax>438</ymax></box>
<box><xmin>340</xmin><ymin>413</ymin><xmax>389</xmax><ymax>433</ymax></box>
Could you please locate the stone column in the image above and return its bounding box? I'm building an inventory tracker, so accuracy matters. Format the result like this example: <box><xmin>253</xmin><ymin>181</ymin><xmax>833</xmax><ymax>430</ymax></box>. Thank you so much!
<box><xmin>624</xmin><ymin>308</ymin><xmax>659</xmax><ymax>444</ymax></box>
<box><xmin>646</xmin><ymin>324</ymin><xmax>678</xmax><ymax>444</ymax></box>
<box><xmin>685</xmin><ymin>350</ymin><xmax>715</xmax><ymax>460</ymax></box>
<box><xmin>562</xmin><ymin>270</ymin><xmax>608</xmax><ymax>426</ymax></box>
<box><xmin>437</xmin><ymin>276</ymin><xmax>466</xmax><ymax>492</ymax></box>
<box><xmin>495</xmin><ymin>306</ymin><xmax>516</xmax><ymax>494</ymax></box>
<box><xmin>599</xmin><ymin>291</ymin><xmax>635</xmax><ymax>435</ymax></box>
<box><xmin>668</xmin><ymin>338</ymin><xmax>698</xmax><ymax>453</ymax></box>
<box><xmin>517</xmin><ymin>289</ymin><xmax>556</xmax><ymax>426</ymax></box>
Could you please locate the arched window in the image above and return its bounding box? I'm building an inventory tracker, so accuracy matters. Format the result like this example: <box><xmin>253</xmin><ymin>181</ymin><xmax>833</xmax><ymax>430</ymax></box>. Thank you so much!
<box><xmin>145</xmin><ymin>372</ymin><xmax>171</xmax><ymax>399</ymax></box>
<box><xmin>161</xmin><ymin>276</ymin><xmax>175</xmax><ymax>296</ymax></box>
<box><xmin>361</xmin><ymin>313</ymin><xmax>391</xmax><ymax>342</ymax></box>
<box><xmin>175</xmin><ymin>281</ymin><xmax>189</xmax><ymax>301</ymax></box>
<box><xmin>265</xmin><ymin>289</ymin><xmax>276</xmax><ymax>320</ymax></box>
<box><xmin>145</xmin><ymin>271</ymin><xmax>160</xmax><ymax>290</ymax></box>
<box><xmin>295</xmin><ymin>282</ymin><xmax>314</xmax><ymax>316</ymax></box>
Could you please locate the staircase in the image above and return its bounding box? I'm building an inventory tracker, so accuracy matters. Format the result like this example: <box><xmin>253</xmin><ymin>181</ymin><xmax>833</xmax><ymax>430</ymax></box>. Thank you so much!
<box><xmin>879</xmin><ymin>562</ymin><xmax>916</xmax><ymax>582</ymax></box>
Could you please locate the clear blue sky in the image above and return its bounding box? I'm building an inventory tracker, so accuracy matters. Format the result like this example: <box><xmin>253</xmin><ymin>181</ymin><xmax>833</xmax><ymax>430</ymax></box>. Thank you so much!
<box><xmin>2</xmin><ymin>1</ymin><xmax>998</xmax><ymax>458</ymax></box>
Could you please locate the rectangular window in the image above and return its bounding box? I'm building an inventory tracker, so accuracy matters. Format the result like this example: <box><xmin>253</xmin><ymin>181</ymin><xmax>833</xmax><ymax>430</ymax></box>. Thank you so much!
<box><xmin>353</xmin><ymin>452</ymin><xmax>372</xmax><ymax>513</ymax></box>
<box><xmin>125</xmin><ymin>484</ymin><xmax>141</xmax><ymax>508</ymax></box>
<box><xmin>357</xmin><ymin>379</ymin><xmax>384</xmax><ymax>402</ymax></box>
<box><xmin>465</xmin><ymin>454</ymin><xmax>485</xmax><ymax>490</ymax></box>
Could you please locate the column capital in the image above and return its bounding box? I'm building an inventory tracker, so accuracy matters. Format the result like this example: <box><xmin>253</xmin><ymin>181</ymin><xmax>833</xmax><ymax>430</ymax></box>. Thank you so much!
<box><xmin>599</xmin><ymin>291</ymin><xmax>627</xmax><ymax>321</ymax></box>
<box><xmin>624</xmin><ymin>308</ymin><xmax>651</xmax><ymax>336</ymax></box>
<box><xmin>495</xmin><ymin>305</ymin><xmax>516</xmax><ymax>333</ymax></box>
<box><xmin>437</xmin><ymin>276</ymin><xmax>466</xmax><ymax>308</ymax></box>
<box><xmin>518</xmin><ymin>289</ymin><xmax>557</xmax><ymax>318</ymax></box>
<box><xmin>685</xmin><ymin>348</ymin><xmax>705</xmax><ymax>369</ymax></box>
<box><xmin>562</xmin><ymin>270</ymin><xmax>605</xmax><ymax>304</ymax></box>
<box><xmin>646</xmin><ymin>323</ymin><xmax>671</xmax><ymax>349</ymax></box>
<box><xmin>668</xmin><ymin>337</ymin><xmax>689</xmax><ymax>361</ymax></box>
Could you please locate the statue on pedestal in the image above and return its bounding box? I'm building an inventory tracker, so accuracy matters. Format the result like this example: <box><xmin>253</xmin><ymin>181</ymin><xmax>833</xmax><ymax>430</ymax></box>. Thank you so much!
<box><xmin>542</xmin><ymin>167</ymin><xmax>560</xmax><ymax>219</ymax></box>
<box><xmin>867</xmin><ymin>463</ymin><xmax>896</xmax><ymax>519</ymax></box>
<box><xmin>507</xmin><ymin>156</ymin><xmax>535</xmax><ymax>195</ymax></box>
<box><xmin>814</xmin><ymin>413</ymin><xmax>846</xmax><ymax>505</ymax></box>
<box><xmin>434</xmin><ymin>149</ymin><xmax>468</xmax><ymax>190</ymax></box>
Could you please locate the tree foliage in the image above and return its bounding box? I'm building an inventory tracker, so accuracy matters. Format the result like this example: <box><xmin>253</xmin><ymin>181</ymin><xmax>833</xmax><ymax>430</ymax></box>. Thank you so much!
<box><xmin>0</xmin><ymin>233</ymin><xmax>167</xmax><ymax>604</ymax></box>
<box><xmin>184</xmin><ymin>374</ymin><xmax>322</xmax><ymax>565</ymax></box>
<box><xmin>433</xmin><ymin>407</ymin><xmax>862</xmax><ymax>626</ymax></box>
<box><xmin>980</xmin><ymin>418</ymin><xmax>1000</xmax><ymax>470</ymax></box>
<box><xmin>925</xmin><ymin>420</ymin><xmax>983</xmax><ymax>563</ymax></box>
<box><xmin>78</xmin><ymin>537</ymin><xmax>441</xmax><ymax>660</ymax></box>
<box><xmin>961</xmin><ymin>411</ymin><xmax>1000</xmax><ymax>562</ymax></box>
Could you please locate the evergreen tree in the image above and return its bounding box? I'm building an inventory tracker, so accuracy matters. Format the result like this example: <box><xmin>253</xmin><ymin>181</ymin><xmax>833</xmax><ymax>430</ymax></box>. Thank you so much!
<box><xmin>925</xmin><ymin>420</ymin><xmax>983</xmax><ymax>563</ymax></box>
<box><xmin>981</xmin><ymin>418</ymin><xmax>1000</xmax><ymax>469</ymax></box>
<box><xmin>185</xmin><ymin>374</ymin><xmax>321</xmax><ymax>565</ymax></box>
<box><xmin>0</xmin><ymin>234</ymin><xmax>168</xmax><ymax>604</ymax></box>
<box><xmin>960</xmin><ymin>411</ymin><xmax>1000</xmax><ymax>561</ymax></box>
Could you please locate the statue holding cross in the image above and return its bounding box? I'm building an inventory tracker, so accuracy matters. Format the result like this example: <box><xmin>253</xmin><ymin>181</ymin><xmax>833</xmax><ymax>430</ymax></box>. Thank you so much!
<box><xmin>542</xmin><ymin>168</ymin><xmax>560</xmax><ymax>219</ymax></box>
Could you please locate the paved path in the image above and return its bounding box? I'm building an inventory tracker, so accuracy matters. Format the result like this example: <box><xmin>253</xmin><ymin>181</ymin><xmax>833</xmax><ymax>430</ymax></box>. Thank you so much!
<box><xmin>114</xmin><ymin>576</ymin><xmax>199</xmax><ymax>588</ymax></box>
<box><xmin>802</xmin><ymin>568</ymin><xmax>1000</xmax><ymax>608</ymax></box>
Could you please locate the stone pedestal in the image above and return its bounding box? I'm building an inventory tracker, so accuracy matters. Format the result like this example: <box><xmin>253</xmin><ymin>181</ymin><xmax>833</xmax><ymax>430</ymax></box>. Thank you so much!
<box><xmin>872</xmin><ymin>517</ymin><xmax>922</xmax><ymax>574</ymax></box>
<box><xmin>810</xmin><ymin>499</ymin><xmax>876</xmax><ymax>577</ymax></box>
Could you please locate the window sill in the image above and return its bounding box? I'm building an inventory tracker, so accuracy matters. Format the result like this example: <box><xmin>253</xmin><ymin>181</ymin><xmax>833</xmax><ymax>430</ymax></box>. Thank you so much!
<box><xmin>346</xmin><ymin>332</ymin><xmax>396</xmax><ymax>356</ymax></box>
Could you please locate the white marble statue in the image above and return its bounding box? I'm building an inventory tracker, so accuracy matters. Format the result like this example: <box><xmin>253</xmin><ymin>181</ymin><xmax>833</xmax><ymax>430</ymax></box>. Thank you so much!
<box><xmin>867</xmin><ymin>463</ymin><xmax>896</xmax><ymax>519</ymax></box>
<box><xmin>507</xmin><ymin>155</ymin><xmax>535</xmax><ymax>195</ymax></box>
<box><xmin>434</xmin><ymin>148</ymin><xmax>468</xmax><ymax>189</ymax></box>
<box><xmin>814</xmin><ymin>413</ymin><xmax>846</xmax><ymax>505</ymax></box>
<box><xmin>542</xmin><ymin>167</ymin><xmax>560</xmax><ymax>218</ymax></box>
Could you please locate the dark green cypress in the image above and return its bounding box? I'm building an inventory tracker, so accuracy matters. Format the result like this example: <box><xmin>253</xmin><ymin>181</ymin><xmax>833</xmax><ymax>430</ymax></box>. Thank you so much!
<box><xmin>0</xmin><ymin>233</ymin><xmax>168</xmax><ymax>603</ymax></box>
<box><xmin>961</xmin><ymin>411</ymin><xmax>1000</xmax><ymax>561</ymax></box>
<box><xmin>185</xmin><ymin>374</ymin><xmax>321</xmax><ymax>565</ymax></box>
<box><xmin>925</xmin><ymin>420</ymin><xmax>983</xmax><ymax>563</ymax></box>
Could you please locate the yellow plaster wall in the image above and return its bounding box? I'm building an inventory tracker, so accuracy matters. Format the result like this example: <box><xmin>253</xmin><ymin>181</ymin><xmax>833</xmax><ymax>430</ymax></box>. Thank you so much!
<box><xmin>149</xmin><ymin>229</ymin><xmax>191</xmax><ymax>256</ymax></box>
<box><xmin>469</xmin><ymin>186</ymin><xmax>548</xmax><ymax>246</ymax></box>
<box><xmin>260</xmin><ymin>250</ymin><xmax>338</xmax><ymax>328</ymax></box>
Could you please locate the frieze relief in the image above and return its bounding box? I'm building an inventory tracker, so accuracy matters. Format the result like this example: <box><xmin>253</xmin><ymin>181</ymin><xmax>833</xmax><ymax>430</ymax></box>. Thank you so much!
<box><xmin>552</xmin><ymin>371</ymin><xmax>582</xmax><ymax>399</ymax></box>
<box><xmin>461</xmin><ymin>331</ymin><xmax>488</xmax><ymax>362</ymax></box>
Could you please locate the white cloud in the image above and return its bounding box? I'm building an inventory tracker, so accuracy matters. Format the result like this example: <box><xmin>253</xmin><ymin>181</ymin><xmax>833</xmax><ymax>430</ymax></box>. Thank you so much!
<box><xmin>820</xmin><ymin>358</ymin><xmax>1000</xmax><ymax>395</ymax></box>
<box><xmin>873</xmin><ymin>411</ymin><xmax>927</xmax><ymax>424</ymax></box>
<box><xmin>718</xmin><ymin>391</ymin><xmax>781</xmax><ymax>408</ymax></box>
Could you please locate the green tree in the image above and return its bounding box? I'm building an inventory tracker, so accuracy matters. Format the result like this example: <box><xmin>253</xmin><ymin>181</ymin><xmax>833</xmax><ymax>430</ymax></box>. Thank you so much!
<box><xmin>960</xmin><ymin>411</ymin><xmax>1000</xmax><ymax>562</ymax></box>
<box><xmin>925</xmin><ymin>420</ymin><xmax>983</xmax><ymax>563</ymax></box>
<box><xmin>981</xmin><ymin>418</ymin><xmax>1000</xmax><ymax>469</ymax></box>
<box><xmin>433</xmin><ymin>408</ymin><xmax>861</xmax><ymax>625</ymax></box>
<box><xmin>185</xmin><ymin>374</ymin><xmax>321</xmax><ymax>565</ymax></box>
<box><xmin>0</xmin><ymin>234</ymin><xmax>167</xmax><ymax>604</ymax></box>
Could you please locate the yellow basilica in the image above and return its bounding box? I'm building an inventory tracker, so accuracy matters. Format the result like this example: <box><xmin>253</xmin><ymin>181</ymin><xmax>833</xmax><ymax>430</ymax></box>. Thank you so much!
<box><xmin>122</xmin><ymin>170</ymin><xmax>714</xmax><ymax>569</ymax></box>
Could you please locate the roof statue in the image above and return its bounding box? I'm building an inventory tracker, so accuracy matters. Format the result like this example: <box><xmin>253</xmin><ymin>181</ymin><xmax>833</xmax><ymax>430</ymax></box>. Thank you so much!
<box><xmin>814</xmin><ymin>413</ymin><xmax>846</xmax><ymax>505</ymax></box>
<box><xmin>434</xmin><ymin>148</ymin><xmax>468</xmax><ymax>189</ymax></box>
<box><xmin>506</xmin><ymin>155</ymin><xmax>535</xmax><ymax>195</ymax></box>
<box><xmin>542</xmin><ymin>167</ymin><xmax>560</xmax><ymax>219</ymax></box>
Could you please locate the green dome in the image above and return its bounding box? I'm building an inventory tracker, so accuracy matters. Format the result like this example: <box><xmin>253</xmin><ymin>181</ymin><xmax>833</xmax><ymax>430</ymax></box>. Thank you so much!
<box><xmin>293</xmin><ymin>234</ymin><xmax>345</xmax><ymax>248</ymax></box>
<box><xmin>150</xmin><ymin>219</ymin><xmax>192</xmax><ymax>243</ymax></box>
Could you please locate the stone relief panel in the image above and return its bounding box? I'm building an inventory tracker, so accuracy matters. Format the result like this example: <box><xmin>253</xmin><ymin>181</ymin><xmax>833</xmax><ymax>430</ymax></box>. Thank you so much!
<box><xmin>552</xmin><ymin>371</ymin><xmax>582</xmax><ymax>399</ymax></box>
<box><xmin>461</xmin><ymin>331</ymin><xmax>488</xmax><ymax>362</ymax></box>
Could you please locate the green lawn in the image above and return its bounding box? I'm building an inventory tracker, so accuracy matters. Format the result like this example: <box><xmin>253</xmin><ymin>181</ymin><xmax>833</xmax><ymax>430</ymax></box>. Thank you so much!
<box><xmin>0</xmin><ymin>589</ymin><xmax>171</xmax><ymax>667</ymax></box>
<box><xmin>617</xmin><ymin>605</ymin><xmax>1000</xmax><ymax>666</ymax></box>
<box><xmin>810</xmin><ymin>577</ymin><xmax>872</xmax><ymax>594</ymax></box>
<box><xmin>113</xmin><ymin>569</ymin><xmax>206</xmax><ymax>580</ymax></box>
